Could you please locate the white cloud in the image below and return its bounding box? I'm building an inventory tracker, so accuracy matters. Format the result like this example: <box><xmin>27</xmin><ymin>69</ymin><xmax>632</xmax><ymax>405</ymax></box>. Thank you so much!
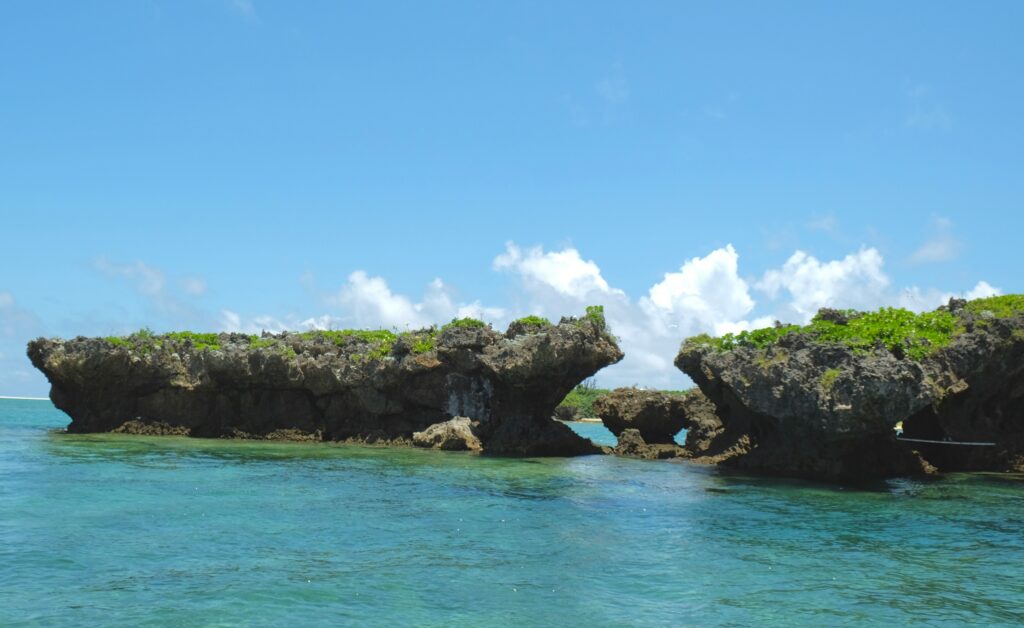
<box><xmin>328</xmin><ymin>270</ymin><xmax>427</xmax><ymax>329</ymax></box>
<box><xmin>965</xmin><ymin>280</ymin><xmax>1001</xmax><ymax>300</ymax></box>
<box><xmin>219</xmin><ymin>310</ymin><xmax>343</xmax><ymax>335</ymax></box>
<box><xmin>641</xmin><ymin>245</ymin><xmax>757</xmax><ymax>336</ymax></box>
<box><xmin>757</xmin><ymin>248</ymin><xmax>890</xmax><ymax>323</ymax></box>
<box><xmin>493</xmin><ymin>242</ymin><xmax>617</xmax><ymax>299</ymax></box>
<box><xmin>910</xmin><ymin>216</ymin><xmax>960</xmax><ymax>264</ymax></box>
<box><xmin>494</xmin><ymin>243</ymin><xmax>772</xmax><ymax>388</ymax></box>
<box><xmin>324</xmin><ymin>272</ymin><xmax>505</xmax><ymax>331</ymax></box>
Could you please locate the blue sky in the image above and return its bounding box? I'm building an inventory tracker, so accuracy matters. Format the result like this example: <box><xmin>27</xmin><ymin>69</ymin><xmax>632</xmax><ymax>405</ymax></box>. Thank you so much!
<box><xmin>2</xmin><ymin>1</ymin><xmax>1022</xmax><ymax>395</ymax></box>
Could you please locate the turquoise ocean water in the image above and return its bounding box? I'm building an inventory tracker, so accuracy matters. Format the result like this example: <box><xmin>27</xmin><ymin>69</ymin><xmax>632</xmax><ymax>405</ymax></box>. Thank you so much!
<box><xmin>2</xmin><ymin>398</ymin><xmax>1023</xmax><ymax>626</ymax></box>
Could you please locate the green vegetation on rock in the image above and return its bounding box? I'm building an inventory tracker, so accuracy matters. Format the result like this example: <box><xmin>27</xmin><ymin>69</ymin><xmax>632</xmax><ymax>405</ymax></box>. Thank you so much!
<box><xmin>964</xmin><ymin>295</ymin><xmax>1024</xmax><ymax>319</ymax></box>
<box><xmin>404</xmin><ymin>329</ymin><xmax>438</xmax><ymax>354</ymax></box>
<box><xmin>585</xmin><ymin>305</ymin><xmax>606</xmax><ymax>327</ymax></box>
<box><xmin>820</xmin><ymin>368</ymin><xmax>841</xmax><ymax>392</ymax></box>
<box><xmin>248</xmin><ymin>336</ymin><xmax>278</xmax><ymax>349</ymax></box>
<box><xmin>165</xmin><ymin>332</ymin><xmax>222</xmax><ymax>351</ymax></box>
<box><xmin>513</xmin><ymin>315</ymin><xmax>552</xmax><ymax>328</ymax></box>
<box><xmin>688</xmin><ymin>325</ymin><xmax>801</xmax><ymax>352</ymax></box>
<box><xmin>442</xmin><ymin>317</ymin><xmax>488</xmax><ymax>331</ymax></box>
<box><xmin>686</xmin><ymin>303</ymin><xmax>970</xmax><ymax>361</ymax></box>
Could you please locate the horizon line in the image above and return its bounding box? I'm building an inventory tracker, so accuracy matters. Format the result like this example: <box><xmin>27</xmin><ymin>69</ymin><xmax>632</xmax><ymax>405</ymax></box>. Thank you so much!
<box><xmin>0</xmin><ymin>396</ymin><xmax>49</xmax><ymax>401</ymax></box>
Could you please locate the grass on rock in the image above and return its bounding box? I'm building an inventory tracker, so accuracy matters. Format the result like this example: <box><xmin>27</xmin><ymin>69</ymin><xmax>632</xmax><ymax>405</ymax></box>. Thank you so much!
<box><xmin>684</xmin><ymin>294</ymin><xmax>1024</xmax><ymax>361</ymax></box>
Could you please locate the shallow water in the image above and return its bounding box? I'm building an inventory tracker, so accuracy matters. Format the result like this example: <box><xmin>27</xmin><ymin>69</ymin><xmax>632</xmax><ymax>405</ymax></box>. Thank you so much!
<box><xmin>2</xmin><ymin>399</ymin><xmax>1023</xmax><ymax>626</ymax></box>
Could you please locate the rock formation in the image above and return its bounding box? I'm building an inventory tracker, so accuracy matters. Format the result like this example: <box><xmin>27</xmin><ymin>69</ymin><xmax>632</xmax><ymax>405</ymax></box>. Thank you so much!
<box><xmin>611</xmin><ymin>428</ymin><xmax>686</xmax><ymax>460</ymax></box>
<box><xmin>28</xmin><ymin>310</ymin><xmax>623</xmax><ymax>456</ymax></box>
<box><xmin>593</xmin><ymin>388</ymin><xmax>689</xmax><ymax>442</ymax></box>
<box><xmin>595</xmin><ymin>387</ymin><xmax>720</xmax><ymax>460</ymax></box>
<box><xmin>412</xmin><ymin>416</ymin><xmax>482</xmax><ymax>451</ymax></box>
<box><xmin>676</xmin><ymin>297</ymin><xmax>1024</xmax><ymax>481</ymax></box>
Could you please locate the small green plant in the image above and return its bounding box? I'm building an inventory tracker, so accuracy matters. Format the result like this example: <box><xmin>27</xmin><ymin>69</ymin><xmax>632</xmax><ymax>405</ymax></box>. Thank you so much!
<box><xmin>513</xmin><ymin>315</ymin><xmax>551</xmax><ymax>327</ymax></box>
<box><xmin>105</xmin><ymin>336</ymin><xmax>130</xmax><ymax>347</ymax></box>
<box><xmin>406</xmin><ymin>330</ymin><xmax>437</xmax><ymax>354</ymax></box>
<box><xmin>248</xmin><ymin>336</ymin><xmax>278</xmax><ymax>349</ymax></box>
<box><xmin>442</xmin><ymin>317</ymin><xmax>487</xmax><ymax>331</ymax></box>
<box><xmin>820</xmin><ymin>368</ymin><xmax>842</xmax><ymax>392</ymax></box>
<box><xmin>585</xmin><ymin>305</ymin><xmax>605</xmax><ymax>326</ymax></box>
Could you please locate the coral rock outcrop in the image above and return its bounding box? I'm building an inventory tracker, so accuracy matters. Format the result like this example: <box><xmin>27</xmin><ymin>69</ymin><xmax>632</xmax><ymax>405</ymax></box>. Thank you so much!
<box><xmin>676</xmin><ymin>297</ymin><xmax>1024</xmax><ymax>481</ymax></box>
<box><xmin>28</xmin><ymin>311</ymin><xmax>623</xmax><ymax>457</ymax></box>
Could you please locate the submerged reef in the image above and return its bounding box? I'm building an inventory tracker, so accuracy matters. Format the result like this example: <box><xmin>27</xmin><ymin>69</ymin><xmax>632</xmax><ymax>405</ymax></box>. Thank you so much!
<box><xmin>27</xmin><ymin>309</ymin><xmax>623</xmax><ymax>456</ymax></box>
<box><xmin>676</xmin><ymin>296</ymin><xmax>1024</xmax><ymax>481</ymax></box>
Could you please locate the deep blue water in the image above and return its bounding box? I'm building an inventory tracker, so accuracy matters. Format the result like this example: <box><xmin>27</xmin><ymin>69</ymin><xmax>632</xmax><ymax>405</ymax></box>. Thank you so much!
<box><xmin>2</xmin><ymin>398</ymin><xmax>1023</xmax><ymax>626</ymax></box>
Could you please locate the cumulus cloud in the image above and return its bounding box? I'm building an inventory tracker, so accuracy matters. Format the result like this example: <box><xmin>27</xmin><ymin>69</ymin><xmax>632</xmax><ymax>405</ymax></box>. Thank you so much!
<box><xmin>757</xmin><ymin>248</ymin><xmax>890</xmax><ymax>323</ymax></box>
<box><xmin>328</xmin><ymin>271</ymin><xmax>427</xmax><ymax>329</ymax></box>
<box><xmin>494</xmin><ymin>242</ymin><xmax>618</xmax><ymax>299</ymax></box>
<box><xmin>965</xmin><ymin>281</ymin><xmax>1001</xmax><ymax>300</ymax></box>
<box><xmin>492</xmin><ymin>241</ymin><xmax>1000</xmax><ymax>387</ymax></box>
<box><xmin>494</xmin><ymin>243</ymin><xmax>771</xmax><ymax>388</ymax></box>
<box><xmin>641</xmin><ymin>245</ymin><xmax>759</xmax><ymax>336</ymax></box>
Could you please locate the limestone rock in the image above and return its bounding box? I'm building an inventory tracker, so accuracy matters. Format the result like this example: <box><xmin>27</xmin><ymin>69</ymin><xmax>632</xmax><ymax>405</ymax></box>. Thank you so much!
<box><xmin>612</xmin><ymin>428</ymin><xmax>687</xmax><ymax>460</ymax></box>
<box><xmin>593</xmin><ymin>388</ymin><xmax>688</xmax><ymax>443</ymax></box>
<box><xmin>413</xmin><ymin>417</ymin><xmax>482</xmax><ymax>451</ymax></box>
<box><xmin>676</xmin><ymin>299</ymin><xmax>1024</xmax><ymax>481</ymax></box>
<box><xmin>27</xmin><ymin>310</ymin><xmax>623</xmax><ymax>457</ymax></box>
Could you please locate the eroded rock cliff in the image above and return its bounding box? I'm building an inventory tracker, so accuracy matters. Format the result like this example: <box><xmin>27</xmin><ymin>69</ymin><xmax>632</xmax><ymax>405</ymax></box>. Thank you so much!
<box><xmin>28</xmin><ymin>310</ymin><xmax>624</xmax><ymax>456</ymax></box>
<box><xmin>676</xmin><ymin>296</ymin><xmax>1024</xmax><ymax>481</ymax></box>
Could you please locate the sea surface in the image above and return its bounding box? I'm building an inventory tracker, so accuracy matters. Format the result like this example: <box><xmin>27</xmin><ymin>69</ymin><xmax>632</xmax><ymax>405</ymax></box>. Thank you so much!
<box><xmin>2</xmin><ymin>398</ymin><xmax>1023</xmax><ymax>626</ymax></box>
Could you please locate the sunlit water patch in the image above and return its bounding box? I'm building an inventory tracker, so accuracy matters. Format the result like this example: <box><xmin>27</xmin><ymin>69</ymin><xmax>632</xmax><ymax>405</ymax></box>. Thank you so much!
<box><xmin>1</xmin><ymin>399</ymin><xmax>1022</xmax><ymax>626</ymax></box>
